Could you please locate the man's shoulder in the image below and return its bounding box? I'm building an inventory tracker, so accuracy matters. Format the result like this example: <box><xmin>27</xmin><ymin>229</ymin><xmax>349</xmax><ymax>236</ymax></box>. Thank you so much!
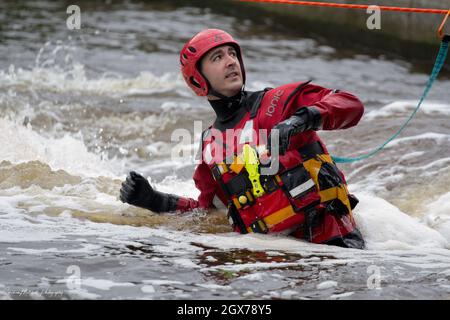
<box><xmin>244</xmin><ymin>81</ymin><xmax>309</xmax><ymax>96</ymax></box>
<box><xmin>268</xmin><ymin>80</ymin><xmax>313</xmax><ymax>92</ymax></box>
<box><xmin>258</xmin><ymin>80</ymin><xmax>314</xmax><ymax>102</ymax></box>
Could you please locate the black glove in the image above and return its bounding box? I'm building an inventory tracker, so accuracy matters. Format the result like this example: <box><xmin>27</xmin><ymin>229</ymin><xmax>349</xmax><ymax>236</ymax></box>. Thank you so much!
<box><xmin>267</xmin><ymin>106</ymin><xmax>322</xmax><ymax>155</ymax></box>
<box><xmin>119</xmin><ymin>171</ymin><xmax>179</xmax><ymax>213</ymax></box>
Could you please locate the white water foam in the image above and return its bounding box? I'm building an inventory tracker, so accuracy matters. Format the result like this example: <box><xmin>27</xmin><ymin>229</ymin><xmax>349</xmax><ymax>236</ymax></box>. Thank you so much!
<box><xmin>1</xmin><ymin>198</ymin><xmax>449</xmax><ymax>302</ymax></box>
<box><xmin>353</xmin><ymin>193</ymin><xmax>448</xmax><ymax>250</ymax></box>
<box><xmin>0</xmin><ymin>63</ymin><xmax>189</xmax><ymax>98</ymax></box>
<box><xmin>365</xmin><ymin>100</ymin><xmax>450</xmax><ymax>120</ymax></box>
<box><xmin>423</xmin><ymin>191</ymin><xmax>450</xmax><ymax>243</ymax></box>
<box><xmin>0</xmin><ymin>118</ymin><xmax>119</xmax><ymax>178</ymax></box>
<box><xmin>382</xmin><ymin>132</ymin><xmax>450</xmax><ymax>149</ymax></box>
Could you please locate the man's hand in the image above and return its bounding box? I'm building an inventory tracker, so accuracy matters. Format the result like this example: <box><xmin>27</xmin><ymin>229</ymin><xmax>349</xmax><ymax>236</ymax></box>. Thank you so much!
<box><xmin>120</xmin><ymin>171</ymin><xmax>155</xmax><ymax>208</ymax></box>
<box><xmin>267</xmin><ymin>106</ymin><xmax>322</xmax><ymax>155</ymax></box>
<box><xmin>267</xmin><ymin>119</ymin><xmax>297</xmax><ymax>156</ymax></box>
<box><xmin>119</xmin><ymin>171</ymin><xmax>178</xmax><ymax>213</ymax></box>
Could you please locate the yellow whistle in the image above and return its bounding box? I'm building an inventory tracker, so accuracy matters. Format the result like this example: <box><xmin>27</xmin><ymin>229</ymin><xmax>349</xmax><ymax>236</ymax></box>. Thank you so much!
<box><xmin>241</xmin><ymin>144</ymin><xmax>265</xmax><ymax>198</ymax></box>
<box><xmin>238</xmin><ymin>195</ymin><xmax>248</xmax><ymax>205</ymax></box>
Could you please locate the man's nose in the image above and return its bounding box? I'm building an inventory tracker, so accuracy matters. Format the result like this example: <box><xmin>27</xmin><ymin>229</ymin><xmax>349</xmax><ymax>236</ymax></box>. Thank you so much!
<box><xmin>225</xmin><ymin>54</ymin><xmax>237</xmax><ymax>68</ymax></box>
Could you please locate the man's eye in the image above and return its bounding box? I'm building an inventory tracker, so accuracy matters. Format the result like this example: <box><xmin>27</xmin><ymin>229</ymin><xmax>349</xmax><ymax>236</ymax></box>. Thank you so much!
<box><xmin>230</xmin><ymin>51</ymin><xmax>237</xmax><ymax>57</ymax></box>
<box><xmin>213</xmin><ymin>55</ymin><xmax>221</xmax><ymax>61</ymax></box>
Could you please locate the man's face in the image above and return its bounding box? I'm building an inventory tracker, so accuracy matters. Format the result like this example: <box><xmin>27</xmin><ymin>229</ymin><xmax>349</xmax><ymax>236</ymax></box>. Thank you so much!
<box><xmin>200</xmin><ymin>45</ymin><xmax>243</xmax><ymax>99</ymax></box>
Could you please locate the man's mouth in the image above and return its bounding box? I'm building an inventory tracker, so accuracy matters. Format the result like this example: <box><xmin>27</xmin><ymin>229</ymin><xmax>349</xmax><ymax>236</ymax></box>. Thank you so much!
<box><xmin>225</xmin><ymin>71</ymin><xmax>239</xmax><ymax>79</ymax></box>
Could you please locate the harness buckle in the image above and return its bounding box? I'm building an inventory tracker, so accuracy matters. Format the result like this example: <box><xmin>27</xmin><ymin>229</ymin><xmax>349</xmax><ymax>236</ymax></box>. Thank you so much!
<box><xmin>260</xmin><ymin>175</ymin><xmax>279</xmax><ymax>193</ymax></box>
<box><xmin>250</xmin><ymin>218</ymin><xmax>269</xmax><ymax>234</ymax></box>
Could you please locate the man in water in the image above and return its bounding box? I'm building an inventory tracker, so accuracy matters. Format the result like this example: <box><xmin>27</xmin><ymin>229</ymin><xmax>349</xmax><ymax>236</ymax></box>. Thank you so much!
<box><xmin>120</xmin><ymin>29</ymin><xmax>365</xmax><ymax>249</ymax></box>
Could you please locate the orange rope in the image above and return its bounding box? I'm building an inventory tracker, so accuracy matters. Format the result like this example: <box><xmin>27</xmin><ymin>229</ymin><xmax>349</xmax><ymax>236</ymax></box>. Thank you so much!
<box><xmin>237</xmin><ymin>0</ymin><xmax>449</xmax><ymax>15</ymax></box>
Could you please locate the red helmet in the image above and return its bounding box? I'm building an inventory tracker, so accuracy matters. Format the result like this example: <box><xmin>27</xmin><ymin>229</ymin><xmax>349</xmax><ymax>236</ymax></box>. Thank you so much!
<box><xmin>180</xmin><ymin>29</ymin><xmax>245</xmax><ymax>96</ymax></box>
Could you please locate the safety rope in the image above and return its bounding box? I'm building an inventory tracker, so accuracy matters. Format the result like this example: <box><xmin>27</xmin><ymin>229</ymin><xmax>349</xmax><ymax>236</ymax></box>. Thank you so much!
<box><xmin>237</xmin><ymin>0</ymin><xmax>450</xmax><ymax>163</ymax></box>
<box><xmin>333</xmin><ymin>35</ymin><xmax>449</xmax><ymax>163</ymax></box>
<box><xmin>237</xmin><ymin>0</ymin><xmax>450</xmax><ymax>15</ymax></box>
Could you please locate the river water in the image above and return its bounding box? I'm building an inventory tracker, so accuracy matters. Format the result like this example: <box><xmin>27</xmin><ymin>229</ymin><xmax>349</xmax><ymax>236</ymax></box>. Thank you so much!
<box><xmin>0</xmin><ymin>1</ymin><xmax>449</xmax><ymax>300</ymax></box>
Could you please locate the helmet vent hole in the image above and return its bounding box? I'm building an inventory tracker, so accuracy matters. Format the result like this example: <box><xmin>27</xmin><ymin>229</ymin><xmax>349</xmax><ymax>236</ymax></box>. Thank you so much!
<box><xmin>182</xmin><ymin>53</ymin><xmax>188</xmax><ymax>59</ymax></box>
<box><xmin>190</xmin><ymin>76</ymin><xmax>201</xmax><ymax>88</ymax></box>
<box><xmin>188</xmin><ymin>46</ymin><xmax>197</xmax><ymax>53</ymax></box>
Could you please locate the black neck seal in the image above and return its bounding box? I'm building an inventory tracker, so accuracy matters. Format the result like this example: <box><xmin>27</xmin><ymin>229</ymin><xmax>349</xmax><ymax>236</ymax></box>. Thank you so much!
<box><xmin>208</xmin><ymin>91</ymin><xmax>246</xmax><ymax>131</ymax></box>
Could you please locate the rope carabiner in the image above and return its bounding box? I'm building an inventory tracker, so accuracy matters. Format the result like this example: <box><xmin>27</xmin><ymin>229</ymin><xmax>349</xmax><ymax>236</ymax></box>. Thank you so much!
<box><xmin>438</xmin><ymin>9</ymin><xmax>450</xmax><ymax>39</ymax></box>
